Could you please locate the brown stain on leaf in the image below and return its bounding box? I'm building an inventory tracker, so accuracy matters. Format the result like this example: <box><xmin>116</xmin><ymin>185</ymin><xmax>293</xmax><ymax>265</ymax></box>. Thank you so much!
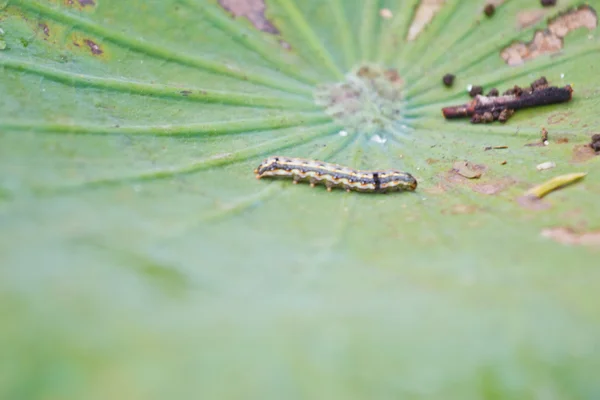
<box><xmin>431</xmin><ymin>162</ymin><xmax>516</xmax><ymax>196</ymax></box>
<box><xmin>541</xmin><ymin>227</ymin><xmax>600</xmax><ymax>247</ymax></box>
<box><xmin>571</xmin><ymin>144</ymin><xmax>598</xmax><ymax>163</ymax></box>
<box><xmin>547</xmin><ymin>111</ymin><xmax>573</xmax><ymax>125</ymax></box>
<box><xmin>471</xmin><ymin>178</ymin><xmax>516</xmax><ymax>195</ymax></box>
<box><xmin>38</xmin><ymin>23</ymin><xmax>50</xmax><ymax>37</ymax></box>
<box><xmin>517</xmin><ymin>194</ymin><xmax>552</xmax><ymax>210</ymax></box>
<box><xmin>442</xmin><ymin>204</ymin><xmax>480</xmax><ymax>215</ymax></box>
<box><xmin>219</xmin><ymin>0</ymin><xmax>280</xmax><ymax>34</ymax></box>
<box><xmin>517</xmin><ymin>9</ymin><xmax>547</xmax><ymax>30</ymax></box>
<box><xmin>84</xmin><ymin>39</ymin><xmax>103</xmax><ymax>55</ymax></box>
<box><xmin>407</xmin><ymin>0</ymin><xmax>446</xmax><ymax>41</ymax></box>
<box><xmin>452</xmin><ymin>161</ymin><xmax>486</xmax><ymax>179</ymax></box>
<box><xmin>501</xmin><ymin>5</ymin><xmax>597</xmax><ymax>65</ymax></box>
<box><xmin>64</xmin><ymin>0</ymin><xmax>96</xmax><ymax>8</ymax></box>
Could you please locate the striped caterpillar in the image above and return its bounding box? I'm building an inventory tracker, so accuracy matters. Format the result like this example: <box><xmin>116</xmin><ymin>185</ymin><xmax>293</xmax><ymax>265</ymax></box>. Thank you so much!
<box><xmin>254</xmin><ymin>156</ymin><xmax>417</xmax><ymax>193</ymax></box>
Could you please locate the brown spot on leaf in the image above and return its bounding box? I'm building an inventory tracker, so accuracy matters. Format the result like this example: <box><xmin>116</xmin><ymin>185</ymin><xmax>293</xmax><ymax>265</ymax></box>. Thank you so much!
<box><xmin>407</xmin><ymin>0</ymin><xmax>446</xmax><ymax>41</ymax></box>
<box><xmin>571</xmin><ymin>144</ymin><xmax>598</xmax><ymax>163</ymax></box>
<box><xmin>442</xmin><ymin>204</ymin><xmax>479</xmax><ymax>215</ymax></box>
<box><xmin>452</xmin><ymin>161</ymin><xmax>485</xmax><ymax>179</ymax></box>
<box><xmin>180</xmin><ymin>90</ymin><xmax>192</xmax><ymax>96</ymax></box>
<box><xmin>547</xmin><ymin>111</ymin><xmax>573</xmax><ymax>125</ymax></box>
<box><xmin>501</xmin><ymin>5</ymin><xmax>597</xmax><ymax>65</ymax></box>
<box><xmin>84</xmin><ymin>39</ymin><xmax>103</xmax><ymax>55</ymax></box>
<box><xmin>38</xmin><ymin>23</ymin><xmax>49</xmax><ymax>37</ymax></box>
<box><xmin>517</xmin><ymin>194</ymin><xmax>552</xmax><ymax>210</ymax></box>
<box><xmin>517</xmin><ymin>9</ymin><xmax>547</xmax><ymax>30</ymax></box>
<box><xmin>219</xmin><ymin>0</ymin><xmax>279</xmax><ymax>34</ymax></box>
<box><xmin>541</xmin><ymin>227</ymin><xmax>600</xmax><ymax>247</ymax></box>
<box><xmin>471</xmin><ymin>178</ymin><xmax>516</xmax><ymax>195</ymax></box>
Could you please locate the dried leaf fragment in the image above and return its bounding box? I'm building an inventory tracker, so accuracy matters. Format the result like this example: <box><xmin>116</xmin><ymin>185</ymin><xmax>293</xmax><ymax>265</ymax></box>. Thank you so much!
<box><xmin>526</xmin><ymin>172</ymin><xmax>586</xmax><ymax>198</ymax></box>
<box><xmin>452</xmin><ymin>161</ymin><xmax>483</xmax><ymax>179</ymax></box>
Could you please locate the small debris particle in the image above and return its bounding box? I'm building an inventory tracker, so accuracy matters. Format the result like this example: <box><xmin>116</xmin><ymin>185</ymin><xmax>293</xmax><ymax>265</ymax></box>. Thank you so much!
<box><xmin>536</xmin><ymin>161</ymin><xmax>556</xmax><ymax>171</ymax></box>
<box><xmin>442</xmin><ymin>73</ymin><xmax>455</xmax><ymax>87</ymax></box>
<box><xmin>39</xmin><ymin>23</ymin><xmax>49</xmax><ymax>36</ymax></box>
<box><xmin>526</xmin><ymin>172</ymin><xmax>586</xmax><ymax>198</ymax></box>
<box><xmin>591</xmin><ymin>134</ymin><xmax>600</xmax><ymax>152</ymax></box>
<box><xmin>484</xmin><ymin>145</ymin><xmax>508</xmax><ymax>151</ymax></box>
<box><xmin>556</xmin><ymin>137</ymin><xmax>569</xmax><ymax>144</ymax></box>
<box><xmin>469</xmin><ymin>85</ymin><xmax>483</xmax><ymax>97</ymax></box>
<box><xmin>380</xmin><ymin>8</ymin><xmax>393</xmax><ymax>19</ymax></box>
<box><xmin>541</xmin><ymin>227</ymin><xmax>600</xmax><ymax>247</ymax></box>
<box><xmin>84</xmin><ymin>39</ymin><xmax>103</xmax><ymax>55</ymax></box>
<box><xmin>484</xmin><ymin>4</ymin><xmax>495</xmax><ymax>17</ymax></box>
<box><xmin>78</xmin><ymin>0</ymin><xmax>96</xmax><ymax>6</ymax></box>
<box><xmin>279</xmin><ymin>40</ymin><xmax>292</xmax><ymax>50</ymax></box>
<box><xmin>501</xmin><ymin>160</ymin><xmax>507</xmax><ymax>165</ymax></box>
<box><xmin>180</xmin><ymin>90</ymin><xmax>192</xmax><ymax>96</ymax></box>
<box><xmin>487</xmin><ymin>88</ymin><xmax>499</xmax><ymax>97</ymax></box>
<box><xmin>541</xmin><ymin>0</ymin><xmax>557</xmax><ymax>7</ymax></box>
<box><xmin>371</xmin><ymin>134</ymin><xmax>387</xmax><ymax>144</ymax></box>
<box><xmin>453</xmin><ymin>161</ymin><xmax>483</xmax><ymax>179</ymax></box>
<box><xmin>338</xmin><ymin>130</ymin><xmax>348</xmax><ymax>137</ymax></box>
<box><xmin>560</xmin><ymin>73</ymin><xmax>565</xmax><ymax>79</ymax></box>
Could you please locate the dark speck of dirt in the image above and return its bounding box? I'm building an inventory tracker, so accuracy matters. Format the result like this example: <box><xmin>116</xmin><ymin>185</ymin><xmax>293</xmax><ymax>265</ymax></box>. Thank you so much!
<box><xmin>84</xmin><ymin>39</ymin><xmax>103</xmax><ymax>55</ymax></box>
<box><xmin>591</xmin><ymin>134</ymin><xmax>600</xmax><ymax>152</ymax></box>
<box><xmin>78</xmin><ymin>0</ymin><xmax>96</xmax><ymax>6</ymax></box>
<box><xmin>442</xmin><ymin>73</ymin><xmax>455</xmax><ymax>87</ymax></box>
<box><xmin>39</xmin><ymin>23</ymin><xmax>50</xmax><ymax>36</ymax></box>
<box><xmin>469</xmin><ymin>85</ymin><xmax>483</xmax><ymax>97</ymax></box>
<box><xmin>180</xmin><ymin>90</ymin><xmax>192</xmax><ymax>96</ymax></box>
<box><xmin>484</xmin><ymin>4</ymin><xmax>495</xmax><ymax>17</ymax></box>
<box><xmin>487</xmin><ymin>88</ymin><xmax>499</xmax><ymax>97</ymax></box>
<box><xmin>541</xmin><ymin>0</ymin><xmax>557</xmax><ymax>7</ymax></box>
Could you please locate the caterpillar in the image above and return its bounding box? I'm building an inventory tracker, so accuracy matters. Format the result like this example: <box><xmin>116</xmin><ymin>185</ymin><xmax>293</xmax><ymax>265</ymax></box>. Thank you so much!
<box><xmin>254</xmin><ymin>156</ymin><xmax>417</xmax><ymax>193</ymax></box>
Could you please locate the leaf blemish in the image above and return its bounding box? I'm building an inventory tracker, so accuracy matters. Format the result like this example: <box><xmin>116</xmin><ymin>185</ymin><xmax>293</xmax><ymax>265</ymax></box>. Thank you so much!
<box><xmin>541</xmin><ymin>227</ymin><xmax>600</xmax><ymax>247</ymax></box>
<box><xmin>501</xmin><ymin>5</ymin><xmax>598</xmax><ymax>65</ymax></box>
<box><xmin>218</xmin><ymin>0</ymin><xmax>280</xmax><ymax>34</ymax></box>
<box><xmin>38</xmin><ymin>23</ymin><xmax>49</xmax><ymax>37</ymax></box>
<box><xmin>84</xmin><ymin>39</ymin><xmax>103</xmax><ymax>55</ymax></box>
<box><xmin>407</xmin><ymin>0</ymin><xmax>446</xmax><ymax>41</ymax></box>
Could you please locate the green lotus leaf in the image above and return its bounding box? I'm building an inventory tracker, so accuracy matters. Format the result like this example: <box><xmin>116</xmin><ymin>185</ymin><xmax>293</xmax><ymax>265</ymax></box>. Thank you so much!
<box><xmin>1</xmin><ymin>0</ymin><xmax>600</xmax><ymax>398</ymax></box>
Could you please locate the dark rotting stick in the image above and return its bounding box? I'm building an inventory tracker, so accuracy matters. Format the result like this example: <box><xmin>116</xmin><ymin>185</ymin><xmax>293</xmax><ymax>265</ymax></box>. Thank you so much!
<box><xmin>442</xmin><ymin>78</ymin><xmax>573</xmax><ymax>123</ymax></box>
